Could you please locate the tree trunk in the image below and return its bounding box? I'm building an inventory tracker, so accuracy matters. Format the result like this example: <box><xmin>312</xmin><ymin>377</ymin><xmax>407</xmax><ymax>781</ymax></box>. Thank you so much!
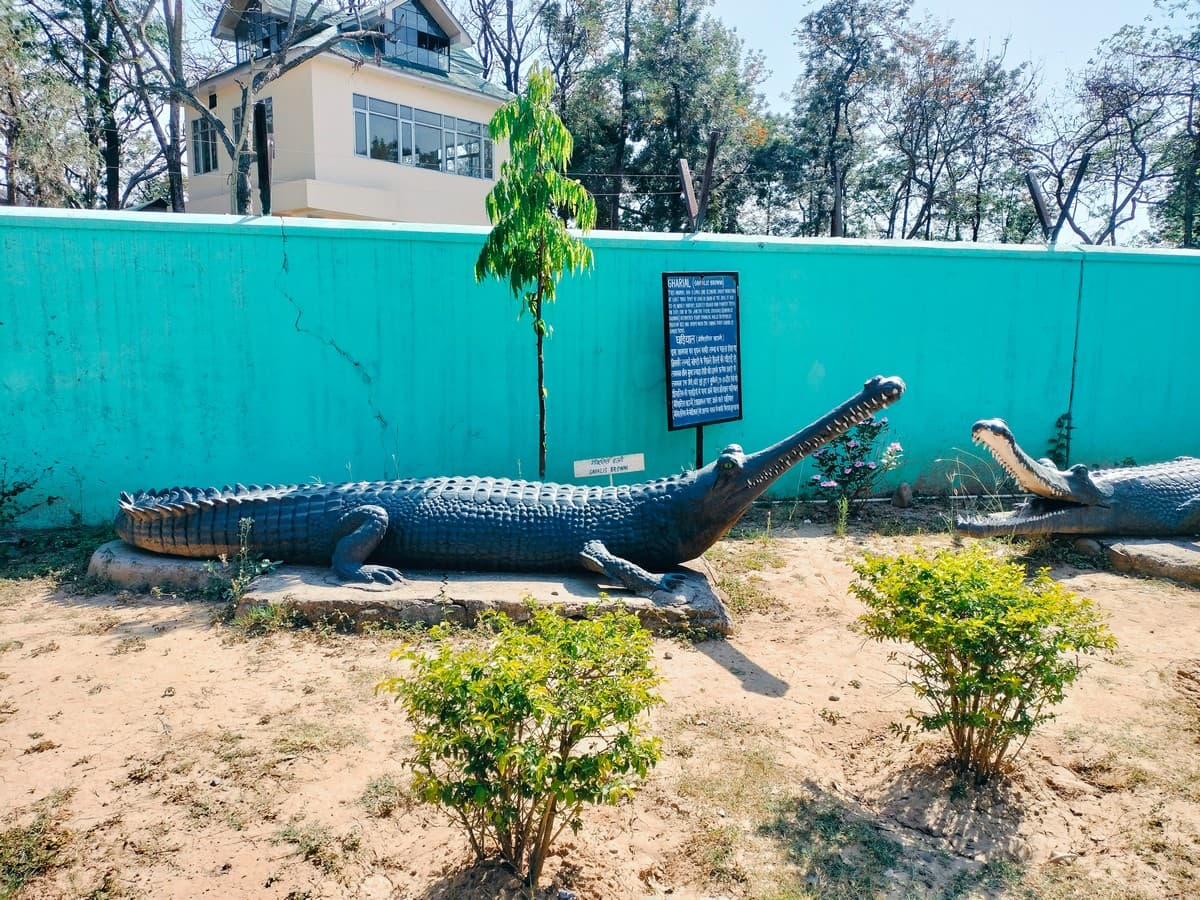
<box><xmin>1183</xmin><ymin>127</ymin><xmax>1199</xmax><ymax>249</ymax></box>
<box><xmin>535</xmin><ymin>296</ymin><xmax>546</xmax><ymax>481</ymax></box>
<box><xmin>608</xmin><ymin>0</ymin><xmax>633</xmax><ymax>230</ymax></box>
<box><xmin>234</xmin><ymin>151</ymin><xmax>254</xmax><ymax>214</ymax></box>
<box><xmin>81</xmin><ymin>0</ymin><xmax>100</xmax><ymax>207</ymax></box>
<box><xmin>101</xmin><ymin>16</ymin><xmax>120</xmax><ymax>209</ymax></box>
<box><xmin>166</xmin><ymin>0</ymin><xmax>185</xmax><ymax>212</ymax></box>
<box><xmin>165</xmin><ymin>101</ymin><xmax>184</xmax><ymax>212</ymax></box>
<box><xmin>2</xmin><ymin>113</ymin><xmax>17</xmax><ymax>206</ymax></box>
<box><xmin>830</xmin><ymin>160</ymin><xmax>843</xmax><ymax>237</ymax></box>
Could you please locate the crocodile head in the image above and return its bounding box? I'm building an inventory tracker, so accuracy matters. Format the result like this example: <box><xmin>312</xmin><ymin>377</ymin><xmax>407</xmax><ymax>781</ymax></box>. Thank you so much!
<box><xmin>954</xmin><ymin>418</ymin><xmax>1116</xmax><ymax>535</ymax></box>
<box><xmin>675</xmin><ymin>375</ymin><xmax>906</xmax><ymax>555</ymax></box>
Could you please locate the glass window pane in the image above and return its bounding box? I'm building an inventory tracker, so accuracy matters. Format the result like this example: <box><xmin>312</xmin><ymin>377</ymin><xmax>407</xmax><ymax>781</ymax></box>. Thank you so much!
<box><xmin>484</xmin><ymin>139</ymin><xmax>493</xmax><ymax>179</ymax></box>
<box><xmin>369</xmin><ymin>97</ymin><xmax>398</xmax><ymax>116</ymax></box>
<box><xmin>353</xmin><ymin>93</ymin><xmax>366</xmax><ymax>110</ymax></box>
<box><xmin>413</xmin><ymin>108</ymin><xmax>440</xmax><ymax>127</ymax></box>
<box><xmin>397</xmin><ymin>104</ymin><xmax>412</xmax><ymax>119</ymax></box>
<box><xmin>444</xmin><ymin>131</ymin><xmax>455</xmax><ymax>174</ymax></box>
<box><xmin>414</xmin><ymin>123</ymin><xmax>440</xmax><ymax>169</ymax></box>
<box><xmin>370</xmin><ymin>115</ymin><xmax>399</xmax><ymax>162</ymax></box>
<box><xmin>460</xmin><ymin>137</ymin><xmax>481</xmax><ymax>177</ymax></box>
<box><xmin>401</xmin><ymin>122</ymin><xmax>413</xmax><ymax>165</ymax></box>
<box><xmin>354</xmin><ymin>110</ymin><xmax>368</xmax><ymax>156</ymax></box>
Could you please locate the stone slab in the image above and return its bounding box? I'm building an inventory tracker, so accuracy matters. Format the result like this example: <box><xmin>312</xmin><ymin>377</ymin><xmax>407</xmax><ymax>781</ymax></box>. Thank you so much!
<box><xmin>87</xmin><ymin>541</ymin><xmax>730</xmax><ymax>635</ymax></box>
<box><xmin>1095</xmin><ymin>537</ymin><xmax>1200</xmax><ymax>587</ymax></box>
<box><xmin>88</xmin><ymin>540</ymin><xmax>216</xmax><ymax>591</ymax></box>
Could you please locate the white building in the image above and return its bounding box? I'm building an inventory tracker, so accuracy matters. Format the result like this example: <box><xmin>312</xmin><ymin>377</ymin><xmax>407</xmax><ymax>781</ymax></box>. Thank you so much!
<box><xmin>187</xmin><ymin>0</ymin><xmax>510</xmax><ymax>223</ymax></box>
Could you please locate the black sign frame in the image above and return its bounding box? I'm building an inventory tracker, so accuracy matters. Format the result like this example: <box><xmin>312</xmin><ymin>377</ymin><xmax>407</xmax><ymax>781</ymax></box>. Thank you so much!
<box><xmin>662</xmin><ymin>271</ymin><xmax>743</xmax><ymax>432</ymax></box>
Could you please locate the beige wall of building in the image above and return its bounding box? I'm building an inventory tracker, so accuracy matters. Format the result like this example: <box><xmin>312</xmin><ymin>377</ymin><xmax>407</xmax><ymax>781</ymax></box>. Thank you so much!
<box><xmin>186</xmin><ymin>53</ymin><xmax>507</xmax><ymax>224</ymax></box>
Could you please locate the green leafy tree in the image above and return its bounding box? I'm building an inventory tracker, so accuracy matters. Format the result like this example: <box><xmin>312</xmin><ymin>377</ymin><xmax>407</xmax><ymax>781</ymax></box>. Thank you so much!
<box><xmin>0</xmin><ymin>2</ymin><xmax>91</xmax><ymax>206</ymax></box>
<box><xmin>850</xmin><ymin>546</ymin><xmax>1116</xmax><ymax>783</ymax></box>
<box><xmin>625</xmin><ymin>0</ymin><xmax>767</xmax><ymax>232</ymax></box>
<box><xmin>789</xmin><ymin>0</ymin><xmax>906</xmax><ymax>237</ymax></box>
<box><xmin>378</xmin><ymin>606</ymin><xmax>662</xmax><ymax>886</ymax></box>
<box><xmin>475</xmin><ymin>66</ymin><xmax>596</xmax><ymax>480</ymax></box>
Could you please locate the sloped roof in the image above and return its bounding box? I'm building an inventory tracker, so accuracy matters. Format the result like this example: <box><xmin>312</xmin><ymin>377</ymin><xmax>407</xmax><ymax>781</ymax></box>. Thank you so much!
<box><xmin>199</xmin><ymin>12</ymin><xmax>510</xmax><ymax>104</ymax></box>
<box><xmin>212</xmin><ymin>0</ymin><xmax>468</xmax><ymax>46</ymax></box>
<box><xmin>332</xmin><ymin>40</ymin><xmax>511</xmax><ymax>101</ymax></box>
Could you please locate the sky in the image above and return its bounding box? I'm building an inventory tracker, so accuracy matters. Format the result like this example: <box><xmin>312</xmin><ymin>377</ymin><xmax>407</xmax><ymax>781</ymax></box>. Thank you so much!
<box><xmin>710</xmin><ymin>0</ymin><xmax>1167</xmax><ymax>113</ymax></box>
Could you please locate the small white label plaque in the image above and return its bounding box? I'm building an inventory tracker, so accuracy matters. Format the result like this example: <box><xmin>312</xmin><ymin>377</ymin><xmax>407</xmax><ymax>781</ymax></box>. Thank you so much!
<box><xmin>573</xmin><ymin>453</ymin><xmax>646</xmax><ymax>479</ymax></box>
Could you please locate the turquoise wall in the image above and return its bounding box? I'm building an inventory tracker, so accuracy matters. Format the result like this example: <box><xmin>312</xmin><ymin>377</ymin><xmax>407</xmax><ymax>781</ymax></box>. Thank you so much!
<box><xmin>2</xmin><ymin>207</ymin><xmax>1197</xmax><ymax>526</ymax></box>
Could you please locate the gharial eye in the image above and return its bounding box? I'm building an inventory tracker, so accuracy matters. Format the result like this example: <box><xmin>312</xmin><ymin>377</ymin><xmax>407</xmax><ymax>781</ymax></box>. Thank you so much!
<box><xmin>720</xmin><ymin>459</ymin><xmax>736</xmax><ymax>470</ymax></box>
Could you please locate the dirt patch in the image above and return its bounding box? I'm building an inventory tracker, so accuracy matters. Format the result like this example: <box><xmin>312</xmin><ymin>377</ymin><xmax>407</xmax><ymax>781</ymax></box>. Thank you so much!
<box><xmin>2</xmin><ymin>506</ymin><xmax>1199</xmax><ymax>898</ymax></box>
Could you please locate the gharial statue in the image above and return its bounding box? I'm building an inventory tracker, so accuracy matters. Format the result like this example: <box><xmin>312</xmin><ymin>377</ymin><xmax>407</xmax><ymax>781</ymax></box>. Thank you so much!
<box><xmin>114</xmin><ymin>376</ymin><xmax>906</xmax><ymax>595</ymax></box>
<box><xmin>955</xmin><ymin>418</ymin><xmax>1200</xmax><ymax>537</ymax></box>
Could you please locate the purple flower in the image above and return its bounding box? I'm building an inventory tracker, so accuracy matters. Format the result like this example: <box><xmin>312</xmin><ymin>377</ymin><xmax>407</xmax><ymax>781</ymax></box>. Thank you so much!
<box><xmin>854</xmin><ymin>460</ymin><xmax>864</xmax><ymax>468</ymax></box>
<box><xmin>867</xmin><ymin>461</ymin><xmax>877</xmax><ymax>469</ymax></box>
<box><xmin>888</xmin><ymin>442</ymin><xmax>902</xmax><ymax>453</ymax></box>
<box><xmin>811</xmin><ymin>474</ymin><xmax>820</xmax><ymax>482</ymax></box>
<box><xmin>846</xmin><ymin>439</ymin><xmax>859</xmax><ymax>448</ymax></box>
<box><xmin>820</xmin><ymin>480</ymin><xmax>838</xmax><ymax>489</ymax></box>
<box><xmin>844</xmin><ymin>467</ymin><xmax>852</xmax><ymax>475</ymax></box>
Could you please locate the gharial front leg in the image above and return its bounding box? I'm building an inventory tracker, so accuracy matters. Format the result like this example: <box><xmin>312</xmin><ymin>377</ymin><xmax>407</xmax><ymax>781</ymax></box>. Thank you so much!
<box><xmin>579</xmin><ymin>540</ymin><xmax>685</xmax><ymax>596</ymax></box>
<box><xmin>331</xmin><ymin>505</ymin><xmax>404</xmax><ymax>584</ymax></box>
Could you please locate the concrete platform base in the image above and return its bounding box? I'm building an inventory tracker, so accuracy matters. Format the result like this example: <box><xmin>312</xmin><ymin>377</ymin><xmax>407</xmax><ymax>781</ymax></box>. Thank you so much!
<box><xmin>1073</xmin><ymin>537</ymin><xmax>1200</xmax><ymax>587</ymax></box>
<box><xmin>87</xmin><ymin>541</ymin><xmax>730</xmax><ymax>634</ymax></box>
<box><xmin>88</xmin><ymin>540</ymin><xmax>216</xmax><ymax>591</ymax></box>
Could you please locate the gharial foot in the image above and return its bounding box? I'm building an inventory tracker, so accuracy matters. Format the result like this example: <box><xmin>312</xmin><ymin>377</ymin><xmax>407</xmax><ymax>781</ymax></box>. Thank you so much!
<box><xmin>579</xmin><ymin>540</ymin><xmax>686</xmax><ymax>595</ymax></box>
<box><xmin>333</xmin><ymin>562</ymin><xmax>405</xmax><ymax>584</ymax></box>
<box><xmin>331</xmin><ymin>505</ymin><xmax>405</xmax><ymax>584</ymax></box>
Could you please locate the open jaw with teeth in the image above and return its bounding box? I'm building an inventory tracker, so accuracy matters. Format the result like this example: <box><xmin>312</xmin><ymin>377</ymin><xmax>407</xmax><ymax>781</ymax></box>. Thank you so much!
<box><xmin>743</xmin><ymin>376</ymin><xmax>905</xmax><ymax>489</ymax></box>
<box><xmin>953</xmin><ymin>418</ymin><xmax>1200</xmax><ymax>536</ymax></box>
<box><xmin>953</xmin><ymin>418</ymin><xmax>1116</xmax><ymax>536</ymax></box>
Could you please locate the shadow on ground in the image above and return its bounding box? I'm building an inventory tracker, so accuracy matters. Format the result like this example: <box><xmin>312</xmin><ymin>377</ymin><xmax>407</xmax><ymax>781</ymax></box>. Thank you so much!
<box><xmin>759</xmin><ymin>775</ymin><xmax>1025</xmax><ymax>898</ymax></box>
<box><xmin>692</xmin><ymin>636</ymin><xmax>789</xmax><ymax>697</ymax></box>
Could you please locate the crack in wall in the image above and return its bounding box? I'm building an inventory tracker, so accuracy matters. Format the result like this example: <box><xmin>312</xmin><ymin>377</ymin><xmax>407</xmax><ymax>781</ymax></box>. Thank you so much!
<box><xmin>276</xmin><ymin>219</ymin><xmax>390</xmax><ymax>435</ymax></box>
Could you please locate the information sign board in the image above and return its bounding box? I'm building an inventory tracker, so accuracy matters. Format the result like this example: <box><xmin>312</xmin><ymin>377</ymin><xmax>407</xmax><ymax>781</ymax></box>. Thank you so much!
<box><xmin>662</xmin><ymin>272</ymin><xmax>742</xmax><ymax>430</ymax></box>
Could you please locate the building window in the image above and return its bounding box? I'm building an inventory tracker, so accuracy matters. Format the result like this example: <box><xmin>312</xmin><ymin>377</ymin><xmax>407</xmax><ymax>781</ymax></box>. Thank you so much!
<box><xmin>234</xmin><ymin>9</ymin><xmax>289</xmax><ymax>64</ymax></box>
<box><xmin>353</xmin><ymin>94</ymin><xmax>401</xmax><ymax>162</ymax></box>
<box><xmin>353</xmin><ymin>94</ymin><xmax>492</xmax><ymax>179</ymax></box>
<box><xmin>385</xmin><ymin>1</ymin><xmax>450</xmax><ymax>73</ymax></box>
<box><xmin>232</xmin><ymin>97</ymin><xmax>274</xmax><ymax>157</ymax></box>
<box><xmin>191</xmin><ymin>117</ymin><xmax>219</xmax><ymax>174</ymax></box>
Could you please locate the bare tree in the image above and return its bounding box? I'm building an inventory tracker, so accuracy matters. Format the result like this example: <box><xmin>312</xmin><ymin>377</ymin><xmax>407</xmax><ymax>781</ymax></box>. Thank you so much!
<box><xmin>120</xmin><ymin>0</ymin><xmax>381</xmax><ymax>214</ymax></box>
<box><xmin>458</xmin><ymin>0</ymin><xmax>549</xmax><ymax>93</ymax></box>
<box><xmin>105</xmin><ymin>0</ymin><xmax>184</xmax><ymax>210</ymax></box>
<box><xmin>1029</xmin><ymin>32</ymin><xmax>1177</xmax><ymax>247</ymax></box>
<box><xmin>872</xmin><ymin>26</ymin><xmax>1037</xmax><ymax>241</ymax></box>
<box><xmin>540</xmin><ymin>0</ymin><xmax>604</xmax><ymax>114</ymax></box>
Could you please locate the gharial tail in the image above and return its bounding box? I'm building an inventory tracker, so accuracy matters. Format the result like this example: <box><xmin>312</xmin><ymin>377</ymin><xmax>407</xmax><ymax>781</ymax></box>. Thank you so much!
<box><xmin>115</xmin><ymin>484</ymin><xmax>299</xmax><ymax>558</ymax></box>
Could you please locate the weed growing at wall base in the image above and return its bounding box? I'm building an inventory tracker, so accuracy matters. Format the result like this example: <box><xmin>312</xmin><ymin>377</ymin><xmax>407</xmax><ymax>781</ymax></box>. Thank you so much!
<box><xmin>205</xmin><ymin>517</ymin><xmax>278</xmax><ymax>616</ymax></box>
<box><xmin>0</xmin><ymin>462</ymin><xmax>58</xmax><ymax>532</ymax></box>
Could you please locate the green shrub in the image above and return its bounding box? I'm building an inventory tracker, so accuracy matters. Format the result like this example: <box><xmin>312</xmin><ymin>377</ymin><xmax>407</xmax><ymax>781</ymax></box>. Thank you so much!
<box><xmin>849</xmin><ymin>546</ymin><xmax>1116</xmax><ymax>782</ymax></box>
<box><xmin>809</xmin><ymin>416</ymin><xmax>903</xmax><ymax>515</ymax></box>
<box><xmin>378</xmin><ymin>606</ymin><xmax>662</xmax><ymax>885</ymax></box>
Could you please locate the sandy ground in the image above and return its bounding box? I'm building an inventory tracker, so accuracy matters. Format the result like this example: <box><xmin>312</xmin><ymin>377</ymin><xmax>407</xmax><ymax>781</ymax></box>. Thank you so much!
<box><xmin>2</xmin><ymin>509</ymin><xmax>1199</xmax><ymax>899</ymax></box>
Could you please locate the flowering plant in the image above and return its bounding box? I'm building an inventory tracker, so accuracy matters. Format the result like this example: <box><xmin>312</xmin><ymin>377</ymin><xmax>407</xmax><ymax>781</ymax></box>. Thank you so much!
<box><xmin>808</xmin><ymin>416</ymin><xmax>903</xmax><ymax>514</ymax></box>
